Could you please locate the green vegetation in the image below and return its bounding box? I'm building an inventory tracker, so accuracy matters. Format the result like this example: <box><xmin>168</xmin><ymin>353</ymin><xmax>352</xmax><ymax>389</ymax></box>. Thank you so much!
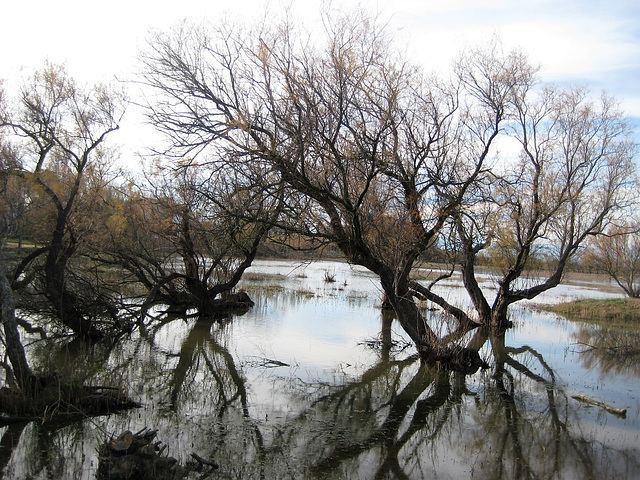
<box><xmin>544</xmin><ymin>298</ymin><xmax>640</xmax><ymax>329</ymax></box>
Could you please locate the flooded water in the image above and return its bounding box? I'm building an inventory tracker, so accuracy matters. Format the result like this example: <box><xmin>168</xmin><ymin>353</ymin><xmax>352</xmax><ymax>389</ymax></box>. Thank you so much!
<box><xmin>2</xmin><ymin>260</ymin><xmax>639</xmax><ymax>479</ymax></box>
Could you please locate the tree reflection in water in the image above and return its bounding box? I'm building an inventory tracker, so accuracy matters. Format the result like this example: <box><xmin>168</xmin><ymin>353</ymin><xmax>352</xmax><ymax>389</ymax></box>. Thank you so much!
<box><xmin>1</xmin><ymin>307</ymin><xmax>639</xmax><ymax>479</ymax></box>
<box><xmin>573</xmin><ymin>325</ymin><xmax>640</xmax><ymax>377</ymax></box>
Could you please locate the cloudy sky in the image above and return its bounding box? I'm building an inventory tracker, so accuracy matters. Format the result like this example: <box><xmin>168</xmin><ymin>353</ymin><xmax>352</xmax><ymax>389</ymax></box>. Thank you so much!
<box><xmin>2</xmin><ymin>0</ymin><xmax>639</xmax><ymax>147</ymax></box>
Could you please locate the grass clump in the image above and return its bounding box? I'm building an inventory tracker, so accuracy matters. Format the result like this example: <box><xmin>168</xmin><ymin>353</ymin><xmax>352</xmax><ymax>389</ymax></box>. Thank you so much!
<box><xmin>543</xmin><ymin>297</ymin><xmax>640</xmax><ymax>329</ymax></box>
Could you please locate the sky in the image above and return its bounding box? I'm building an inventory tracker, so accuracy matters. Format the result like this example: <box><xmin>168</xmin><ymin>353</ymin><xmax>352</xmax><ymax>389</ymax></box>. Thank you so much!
<box><xmin>2</xmin><ymin>0</ymin><xmax>639</xmax><ymax>154</ymax></box>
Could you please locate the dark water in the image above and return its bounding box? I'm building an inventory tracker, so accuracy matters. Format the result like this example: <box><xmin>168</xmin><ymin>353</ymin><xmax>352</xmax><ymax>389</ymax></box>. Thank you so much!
<box><xmin>2</xmin><ymin>260</ymin><xmax>639</xmax><ymax>479</ymax></box>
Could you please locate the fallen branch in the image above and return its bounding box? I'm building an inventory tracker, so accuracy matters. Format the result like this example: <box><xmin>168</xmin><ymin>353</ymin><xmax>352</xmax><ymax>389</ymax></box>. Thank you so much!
<box><xmin>190</xmin><ymin>452</ymin><xmax>219</xmax><ymax>469</ymax></box>
<box><xmin>245</xmin><ymin>356</ymin><xmax>290</xmax><ymax>368</ymax></box>
<box><xmin>358</xmin><ymin>337</ymin><xmax>412</xmax><ymax>352</ymax></box>
<box><xmin>571</xmin><ymin>394</ymin><xmax>627</xmax><ymax>417</ymax></box>
<box><xmin>0</xmin><ymin>415</ymin><xmax>39</xmax><ymax>425</ymax></box>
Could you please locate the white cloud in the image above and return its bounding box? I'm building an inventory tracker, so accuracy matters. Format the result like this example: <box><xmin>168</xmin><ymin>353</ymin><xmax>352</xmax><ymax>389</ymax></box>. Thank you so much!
<box><xmin>2</xmin><ymin>0</ymin><xmax>639</xmax><ymax>120</ymax></box>
<box><xmin>387</xmin><ymin>0</ymin><xmax>640</xmax><ymax>116</ymax></box>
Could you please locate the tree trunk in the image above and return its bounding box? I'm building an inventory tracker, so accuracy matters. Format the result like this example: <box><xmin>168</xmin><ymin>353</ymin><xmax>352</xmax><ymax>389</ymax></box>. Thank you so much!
<box><xmin>460</xmin><ymin>259</ymin><xmax>492</xmax><ymax>323</ymax></box>
<box><xmin>43</xmin><ymin>214</ymin><xmax>102</xmax><ymax>339</ymax></box>
<box><xmin>489</xmin><ymin>289</ymin><xmax>515</xmax><ymax>328</ymax></box>
<box><xmin>380</xmin><ymin>309</ymin><xmax>394</xmax><ymax>363</ymax></box>
<box><xmin>0</xmin><ymin>255</ymin><xmax>35</xmax><ymax>391</ymax></box>
<box><xmin>44</xmin><ymin>280</ymin><xmax>103</xmax><ymax>339</ymax></box>
<box><xmin>380</xmin><ymin>277</ymin><xmax>436</xmax><ymax>349</ymax></box>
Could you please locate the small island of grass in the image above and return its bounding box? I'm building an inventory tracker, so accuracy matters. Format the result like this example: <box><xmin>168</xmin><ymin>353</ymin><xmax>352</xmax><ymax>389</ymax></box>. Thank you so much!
<box><xmin>543</xmin><ymin>297</ymin><xmax>640</xmax><ymax>329</ymax></box>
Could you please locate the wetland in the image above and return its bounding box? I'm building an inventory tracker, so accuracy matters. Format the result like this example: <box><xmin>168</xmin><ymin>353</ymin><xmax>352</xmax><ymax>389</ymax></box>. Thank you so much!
<box><xmin>1</xmin><ymin>259</ymin><xmax>639</xmax><ymax>479</ymax></box>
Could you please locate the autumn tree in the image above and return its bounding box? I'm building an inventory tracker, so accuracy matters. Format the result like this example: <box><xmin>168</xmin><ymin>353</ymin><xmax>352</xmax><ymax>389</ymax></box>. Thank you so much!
<box><xmin>0</xmin><ymin>64</ymin><xmax>126</xmax><ymax>338</ymax></box>
<box><xmin>0</xmin><ymin>140</ymin><xmax>27</xmax><ymax>250</ymax></box>
<box><xmin>0</xmin><ymin>101</ymin><xmax>36</xmax><ymax>391</ymax></box>
<box><xmin>100</xmin><ymin>157</ymin><xmax>282</xmax><ymax>318</ymax></box>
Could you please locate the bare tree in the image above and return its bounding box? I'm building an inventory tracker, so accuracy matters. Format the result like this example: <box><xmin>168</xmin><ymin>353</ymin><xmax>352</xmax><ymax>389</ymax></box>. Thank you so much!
<box><xmin>136</xmin><ymin>13</ymin><xmax>532</xmax><ymax>365</ymax></box>
<box><xmin>419</xmin><ymin>76</ymin><xmax>638</xmax><ymax>326</ymax></box>
<box><xmin>0</xmin><ymin>113</ymin><xmax>36</xmax><ymax>390</ymax></box>
<box><xmin>0</xmin><ymin>64</ymin><xmax>126</xmax><ymax>338</ymax></box>
<box><xmin>100</xmin><ymin>157</ymin><xmax>281</xmax><ymax>318</ymax></box>
<box><xmin>587</xmin><ymin>225</ymin><xmax>640</xmax><ymax>297</ymax></box>
<box><xmin>0</xmin><ymin>254</ymin><xmax>35</xmax><ymax>391</ymax></box>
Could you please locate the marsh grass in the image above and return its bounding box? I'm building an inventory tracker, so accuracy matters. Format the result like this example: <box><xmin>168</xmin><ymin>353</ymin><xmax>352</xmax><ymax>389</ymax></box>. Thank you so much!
<box><xmin>242</xmin><ymin>272</ymin><xmax>287</xmax><ymax>282</ymax></box>
<box><xmin>323</xmin><ymin>269</ymin><xmax>336</xmax><ymax>283</ymax></box>
<box><xmin>543</xmin><ymin>298</ymin><xmax>640</xmax><ymax>329</ymax></box>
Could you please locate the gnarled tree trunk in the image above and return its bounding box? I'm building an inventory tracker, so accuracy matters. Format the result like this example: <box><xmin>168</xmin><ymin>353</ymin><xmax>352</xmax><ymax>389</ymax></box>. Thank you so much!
<box><xmin>0</xmin><ymin>255</ymin><xmax>36</xmax><ymax>391</ymax></box>
<box><xmin>43</xmin><ymin>218</ymin><xmax>102</xmax><ymax>339</ymax></box>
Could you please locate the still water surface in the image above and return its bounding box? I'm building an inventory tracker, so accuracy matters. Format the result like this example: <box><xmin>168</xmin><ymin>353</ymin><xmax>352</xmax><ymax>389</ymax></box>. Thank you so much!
<box><xmin>2</xmin><ymin>260</ymin><xmax>639</xmax><ymax>479</ymax></box>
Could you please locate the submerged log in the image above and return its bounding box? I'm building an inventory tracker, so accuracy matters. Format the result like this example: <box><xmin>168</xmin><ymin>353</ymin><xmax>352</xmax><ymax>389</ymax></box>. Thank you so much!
<box><xmin>155</xmin><ymin>290</ymin><xmax>256</xmax><ymax>318</ymax></box>
<box><xmin>571</xmin><ymin>394</ymin><xmax>627</xmax><ymax>417</ymax></box>
<box><xmin>0</xmin><ymin>373</ymin><xmax>140</xmax><ymax>423</ymax></box>
<box><xmin>98</xmin><ymin>428</ymin><xmax>186</xmax><ymax>480</ymax></box>
<box><xmin>210</xmin><ymin>291</ymin><xmax>255</xmax><ymax>312</ymax></box>
<box><xmin>419</xmin><ymin>345</ymin><xmax>490</xmax><ymax>374</ymax></box>
<box><xmin>109</xmin><ymin>430</ymin><xmax>134</xmax><ymax>453</ymax></box>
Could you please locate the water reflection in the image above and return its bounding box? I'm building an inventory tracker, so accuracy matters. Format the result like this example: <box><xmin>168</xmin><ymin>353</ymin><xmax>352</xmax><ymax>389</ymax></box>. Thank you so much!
<box><xmin>1</xmin><ymin>261</ymin><xmax>639</xmax><ymax>479</ymax></box>
<box><xmin>0</xmin><ymin>423</ymin><xmax>25</xmax><ymax>476</ymax></box>
<box><xmin>573</xmin><ymin>325</ymin><xmax>640</xmax><ymax>377</ymax></box>
<box><xmin>0</xmin><ymin>419</ymin><xmax>95</xmax><ymax>479</ymax></box>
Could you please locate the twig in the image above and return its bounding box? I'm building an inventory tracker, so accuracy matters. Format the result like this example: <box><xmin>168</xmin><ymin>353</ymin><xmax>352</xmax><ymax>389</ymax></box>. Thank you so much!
<box><xmin>246</xmin><ymin>356</ymin><xmax>290</xmax><ymax>368</ymax></box>
<box><xmin>571</xmin><ymin>394</ymin><xmax>627</xmax><ymax>417</ymax></box>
